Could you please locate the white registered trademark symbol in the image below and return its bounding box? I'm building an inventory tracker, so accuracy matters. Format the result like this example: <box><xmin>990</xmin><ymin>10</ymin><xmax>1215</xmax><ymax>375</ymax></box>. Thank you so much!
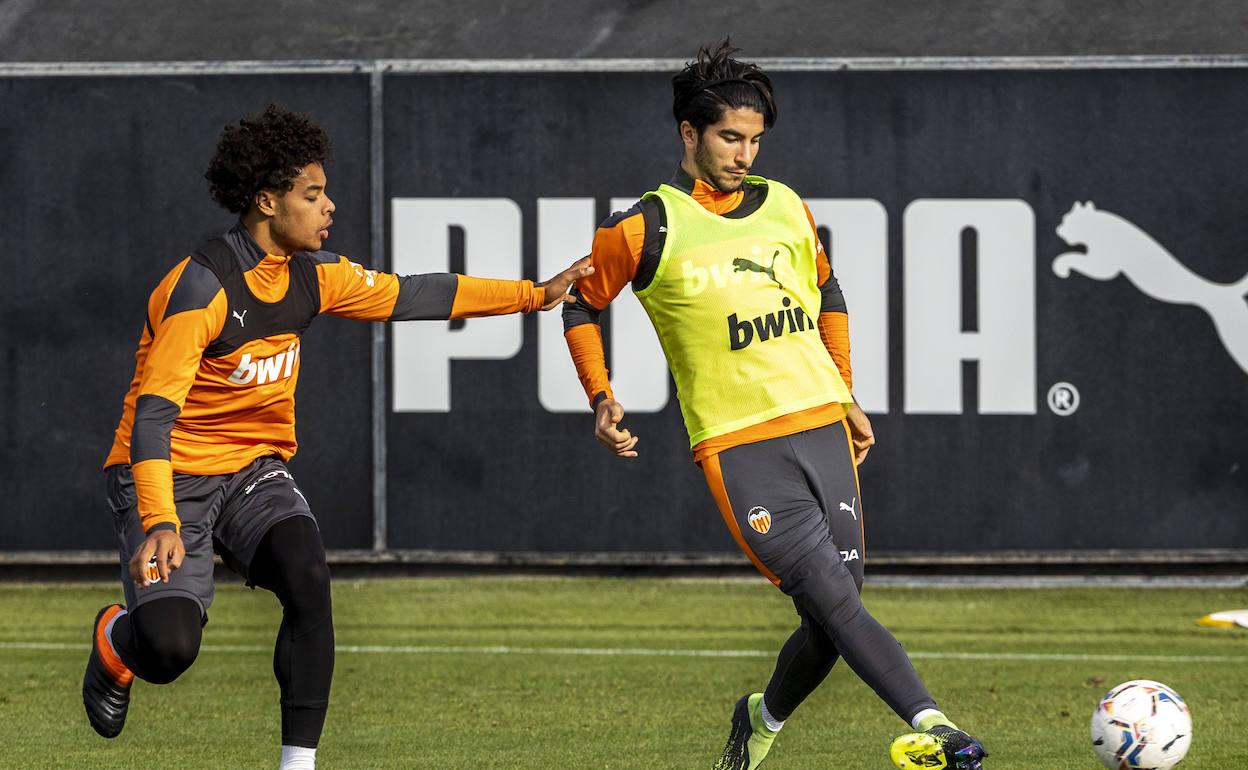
<box><xmin>1047</xmin><ymin>382</ymin><xmax>1080</xmax><ymax>416</ymax></box>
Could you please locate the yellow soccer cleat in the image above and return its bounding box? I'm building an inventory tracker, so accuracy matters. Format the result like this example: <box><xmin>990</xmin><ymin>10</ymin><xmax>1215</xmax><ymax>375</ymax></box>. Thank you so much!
<box><xmin>890</xmin><ymin>725</ymin><xmax>987</xmax><ymax>769</ymax></box>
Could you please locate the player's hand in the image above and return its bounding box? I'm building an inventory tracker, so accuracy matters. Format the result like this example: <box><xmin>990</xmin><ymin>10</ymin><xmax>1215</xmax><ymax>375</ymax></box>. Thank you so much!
<box><xmin>845</xmin><ymin>401</ymin><xmax>875</xmax><ymax>465</ymax></box>
<box><xmin>129</xmin><ymin>528</ymin><xmax>186</xmax><ymax>587</ymax></box>
<box><xmin>537</xmin><ymin>256</ymin><xmax>594</xmax><ymax>310</ymax></box>
<box><xmin>595</xmin><ymin>398</ymin><xmax>639</xmax><ymax>458</ymax></box>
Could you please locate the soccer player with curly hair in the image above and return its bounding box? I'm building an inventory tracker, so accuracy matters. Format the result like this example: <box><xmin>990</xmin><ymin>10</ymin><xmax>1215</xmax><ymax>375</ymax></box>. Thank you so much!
<box><xmin>562</xmin><ymin>42</ymin><xmax>987</xmax><ymax>769</ymax></box>
<box><xmin>82</xmin><ymin>104</ymin><xmax>591</xmax><ymax>770</ymax></box>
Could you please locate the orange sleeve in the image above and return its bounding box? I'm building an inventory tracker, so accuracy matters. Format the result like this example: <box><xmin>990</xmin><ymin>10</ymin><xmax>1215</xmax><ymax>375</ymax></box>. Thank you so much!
<box><xmin>131</xmin><ymin>459</ymin><xmax>180</xmax><ymax>533</ymax></box>
<box><xmin>565</xmin><ymin>324</ymin><xmax>613</xmax><ymax>406</ymax></box>
<box><xmin>131</xmin><ymin>262</ymin><xmax>227</xmax><ymax>532</ymax></box>
<box><xmin>805</xmin><ymin>202</ymin><xmax>833</xmax><ymax>288</ymax></box>
<box><xmin>449</xmin><ymin>275</ymin><xmax>545</xmax><ymax>318</ymax></box>
<box><xmin>803</xmin><ymin>201</ymin><xmax>854</xmax><ymax>390</ymax></box>
<box><xmin>818</xmin><ymin>311</ymin><xmax>853</xmax><ymax>393</ymax></box>
<box><xmin>137</xmin><ymin>296</ymin><xmax>226</xmax><ymax>406</ymax></box>
<box><xmin>319</xmin><ymin>255</ymin><xmax>544</xmax><ymax>321</ymax></box>
<box><xmin>317</xmin><ymin>256</ymin><xmax>401</xmax><ymax>321</ymax></box>
<box><xmin>560</xmin><ymin>208</ymin><xmax>645</xmax><ymax>406</ymax></box>
<box><xmin>576</xmin><ymin>211</ymin><xmax>644</xmax><ymax>310</ymax></box>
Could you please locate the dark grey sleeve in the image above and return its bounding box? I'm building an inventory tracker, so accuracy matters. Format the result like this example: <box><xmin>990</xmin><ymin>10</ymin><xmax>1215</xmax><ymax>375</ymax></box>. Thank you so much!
<box><xmin>561</xmin><ymin>286</ymin><xmax>602</xmax><ymax>331</ymax></box>
<box><xmin>164</xmin><ymin>259</ymin><xmax>223</xmax><ymax>319</ymax></box>
<box><xmin>820</xmin><ymin>270</ymin><xmax>848</xmax><ymax>314</ymax></box>
<box><xmin>388</xmin><ymin>273</ymin><xmax>459</xmax><ymax>321</ymax></box>
<box><xmin>131</xmin><ymin>393</ymin><xmax>180</xmax><ymax>463</ymax></box>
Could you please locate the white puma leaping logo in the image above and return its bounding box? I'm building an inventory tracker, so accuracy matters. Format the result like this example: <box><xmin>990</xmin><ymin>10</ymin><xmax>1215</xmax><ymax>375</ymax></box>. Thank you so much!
<box><xmin>232</xmin><ymin>309</ymin><xmax>247</xmax><ymax>327</ymax></box>
<box><xmin>1053</xmin><ymin>201</ymin><xmax>1248</xmax><ymax>375</ymax></box>
<box><xmin>839</xmin><ymin>497</ymin><xmax>858</xmax><ymax>520</ymax></box>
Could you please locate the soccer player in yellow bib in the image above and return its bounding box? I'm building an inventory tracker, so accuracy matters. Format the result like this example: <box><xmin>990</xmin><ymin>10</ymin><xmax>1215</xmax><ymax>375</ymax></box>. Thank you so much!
<box><xmin>562</xmin><ymin>41</ymin><xmax>988</xmax><ymax>770</ymax></box>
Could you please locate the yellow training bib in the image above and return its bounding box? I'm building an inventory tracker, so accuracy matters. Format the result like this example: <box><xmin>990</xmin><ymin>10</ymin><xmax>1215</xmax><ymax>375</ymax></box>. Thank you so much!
<box><xmin>637</xmin><ymin>177</ymin><xmax>853</xmax><ymax>447</ymax></box>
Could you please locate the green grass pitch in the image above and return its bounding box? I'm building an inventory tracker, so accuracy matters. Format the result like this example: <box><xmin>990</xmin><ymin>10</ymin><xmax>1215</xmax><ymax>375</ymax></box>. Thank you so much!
<box><xmin>0</xmin><ymin>578</ymin><xmax>1244</xmax><ymax>769</ymax></box>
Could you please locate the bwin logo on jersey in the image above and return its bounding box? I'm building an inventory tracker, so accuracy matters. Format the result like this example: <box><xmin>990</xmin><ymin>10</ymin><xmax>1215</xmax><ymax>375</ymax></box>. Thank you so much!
<box><xmin>1054</xmin><ymin>201</ymin><xmax>1248</xmax><ymax>375</ymax></box>
<box><xmin>728</xmin><ymin>297</ymin><xmax>816</xmax><ymax>351</ymax></box>
<box><xmin>228</xmin><ymin>342</ymin><xmax>301</xmax><ymax>386</ymax></box>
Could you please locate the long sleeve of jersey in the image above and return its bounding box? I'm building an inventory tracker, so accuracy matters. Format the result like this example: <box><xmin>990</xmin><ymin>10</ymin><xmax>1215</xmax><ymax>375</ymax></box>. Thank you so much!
<box><xmin>316</xmin><ymin>257</ymin><xmax>546</xmax><ymax>321</ymax></box>
<box><xmin>804</xmin><ymin>204</ymin><xmax>854</xmax><ymax>390</ymax></box>
<box><xmin>129</xmin><ymin>258</ymin><xmax>227</xmax><ymax>533</ymax></box>
<box><xmin>562</xmin><ymin>207</ymin><xmax>644</xmax><ymax>406</ymax></box>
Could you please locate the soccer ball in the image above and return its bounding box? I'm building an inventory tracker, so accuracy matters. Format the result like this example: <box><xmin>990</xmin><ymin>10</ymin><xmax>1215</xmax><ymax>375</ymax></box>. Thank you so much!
<box><xmin>1091</xmin><ymin>679</ymin><xmax>1192</xmax><ymax>769</ymax></box>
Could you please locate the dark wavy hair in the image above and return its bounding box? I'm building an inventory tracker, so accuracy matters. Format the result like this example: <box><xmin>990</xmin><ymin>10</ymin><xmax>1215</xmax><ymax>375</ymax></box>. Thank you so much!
<box><xmin>205</xmin><ymin>104</ymin><xmax>332</xmax><ymax>214</ymax></box>
<box><xmin>672</xmin><ymin>39</ymin><xmax>776</xmax><ymax>134</ymax></box>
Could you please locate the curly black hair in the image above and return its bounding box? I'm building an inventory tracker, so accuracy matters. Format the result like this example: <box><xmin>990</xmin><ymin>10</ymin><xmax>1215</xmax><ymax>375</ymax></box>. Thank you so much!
<box><xmin>672</xmin><ymin>39</ymin><xmax>776</xmax><ymax>134</ymax></box>
<box><xmin>204</xmin><ymin>104</ymin><xmax>332</xmax><ymax>214</ymax></box>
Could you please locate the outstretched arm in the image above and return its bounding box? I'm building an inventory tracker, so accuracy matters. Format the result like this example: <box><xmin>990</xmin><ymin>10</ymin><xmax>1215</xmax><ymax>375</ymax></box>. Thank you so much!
<box><xmin>316</xmin><ymin>256</ymin><xmax>592</xmax><ymax>321</ymax></box>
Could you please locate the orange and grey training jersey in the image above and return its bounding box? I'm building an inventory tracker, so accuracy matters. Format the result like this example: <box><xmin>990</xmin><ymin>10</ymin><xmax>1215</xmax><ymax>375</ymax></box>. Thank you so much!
<box><xmin>562</xmin><ymin>167</ymin><xmax>855</xmax><ymax>462</ymax></box>
<box><xmin>108</xmin><ymin>222</ymin><xmax>548</xmax><ymax>533</ymax></box>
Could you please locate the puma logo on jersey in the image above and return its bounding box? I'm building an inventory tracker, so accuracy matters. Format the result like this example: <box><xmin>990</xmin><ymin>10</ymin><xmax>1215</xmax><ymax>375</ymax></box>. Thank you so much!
<box><xmin>728</xmin><ymin>296</ymin><xmax>816</xmax><ymax>351</ymax></box>
<box><xmin>228</xmin><ymin>342</ymin><xmax>300</xmax><ymax>386</ymax></box>
<box><xmin>732</xmin><ymin>249</ymin><xmax>784</xmax><ymax>289</ymax></box>
<box><xmin>681</xmin><ymin>246</ymin><xmax>786</xmax><ymax>297</ymax></box>
<box><xmin>839</xmin><ymin>548</ymin><xmax>860</xmax><ymax>563</ymax></box>
<box><xmin>232</xmin><ymin>309</ymin><xmax>247</xmax><ymax>327</ymax></box>
<box><xmin>839</xmin><ymin>497</ymin><xmax>858</xmax><ymax>520</ymax></box>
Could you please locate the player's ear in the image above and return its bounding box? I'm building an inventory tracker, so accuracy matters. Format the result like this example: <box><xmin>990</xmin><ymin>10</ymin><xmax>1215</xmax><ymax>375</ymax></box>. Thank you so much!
<box><xmin>254</xmin><ymin>188</ymin><xmax>279</xmax><ymax>217</ymax></box>
<box><xmin>679</xmin><ymin>120</ymin><xmax>698</xmax><ymax>150</ymax></box>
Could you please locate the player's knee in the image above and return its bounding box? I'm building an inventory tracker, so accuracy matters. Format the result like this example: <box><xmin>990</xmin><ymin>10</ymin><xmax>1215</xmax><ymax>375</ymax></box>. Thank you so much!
<box><xmin>291</xmin><ymin>554</ymin><xmax>330</xmax><ymax>598</ymax></box>
<box><xmin>141</xmin><ymin>634</ymin><xmax>200</xmax><ymax>683</ymax></box>
<box><xmin>799</xmin><ymin>612</ymin><xmax>838</xmax><ymax>658</ymax></box>
<box><xmin>134</xmin><ymin>621</ymin><xmax>201</xmax><ymax>683</ymax></box>
<box><xmin>273</xmin><ymin>554</ymin><xmax>332</xmax><ymax>620</ymax></box>
<box><xmin>790</xmin><ymin>548</ymin><xmax>868</xmax><ymax>634</ymax></box>
<box><xmin>255</xmin><ymin>517</ymin><xmax>331</xmax><ymax>609</ymax></box>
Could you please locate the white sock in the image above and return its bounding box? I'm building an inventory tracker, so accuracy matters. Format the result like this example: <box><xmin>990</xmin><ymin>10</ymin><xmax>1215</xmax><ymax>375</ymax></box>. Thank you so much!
<box><xmin>279</xmin><ymin>745</ymin><xmax>316</xmax><ymax>770</ymax></box>
<box><xmin>759</xmin><ymin>696</ymin><xmax>785</xmax><ymax>732</ymax></box>
<box><xmin>910</xmin><ymin>708</ymin><xmax>945</xmax><ymax>731</ymax></box>
<box><xmin>103</xmin><ymin>608</ymin><xmax>127</xmax><ymax>661</ymax></box>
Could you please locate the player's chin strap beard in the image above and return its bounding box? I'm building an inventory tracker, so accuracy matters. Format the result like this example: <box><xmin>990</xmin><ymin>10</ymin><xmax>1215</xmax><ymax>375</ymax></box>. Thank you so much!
<box><xmin>716</xmin><ymin>170</ymin><xmax>749</xmax><ymax>193</ymax></box>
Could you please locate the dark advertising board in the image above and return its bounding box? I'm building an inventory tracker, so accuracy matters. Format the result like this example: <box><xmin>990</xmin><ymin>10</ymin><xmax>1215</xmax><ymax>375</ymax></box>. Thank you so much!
<box><xmin>3</xmin><ymin>64</ymin><xmax>1245</xmax><ymax>555</ymax></box>
<box><xmin>383</xmin><ymin>68</ymin><xmax>1248</xmax><ymax>553</ymax></box>
<box><xmin>0</xmin><ymin>73</ymin><xmax>374</xmax><ymax>550</ymax></box>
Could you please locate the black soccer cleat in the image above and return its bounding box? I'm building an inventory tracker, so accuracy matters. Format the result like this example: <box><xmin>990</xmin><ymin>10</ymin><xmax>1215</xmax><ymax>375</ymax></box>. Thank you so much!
<box><xmin>83</xmin><ymin>604</ymin><xmax>134</xmax><ymax>738</ymax></box>
<box><xmin>713</xmin><ymin>693</ymin><xmax>777</xmax><ymax>770</ymax></box>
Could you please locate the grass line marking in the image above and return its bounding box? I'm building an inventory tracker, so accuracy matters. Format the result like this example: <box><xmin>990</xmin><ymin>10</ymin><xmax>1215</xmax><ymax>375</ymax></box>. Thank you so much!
<box><xmin>2</xmin><ymin>641</ymin><xmax>1244</xmax><ymax>664</ymax></box>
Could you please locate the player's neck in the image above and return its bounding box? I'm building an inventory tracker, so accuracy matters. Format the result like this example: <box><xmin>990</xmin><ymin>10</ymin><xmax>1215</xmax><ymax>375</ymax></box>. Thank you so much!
<box><xmin>678</xmin><ymin>156</ymin><xmax>717</xmax><ymax>192</ymax></box>
<box><xmin>241</xmin><ymin>214</ymin><xmax>295</xmax><ymax>258</ymax></box>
